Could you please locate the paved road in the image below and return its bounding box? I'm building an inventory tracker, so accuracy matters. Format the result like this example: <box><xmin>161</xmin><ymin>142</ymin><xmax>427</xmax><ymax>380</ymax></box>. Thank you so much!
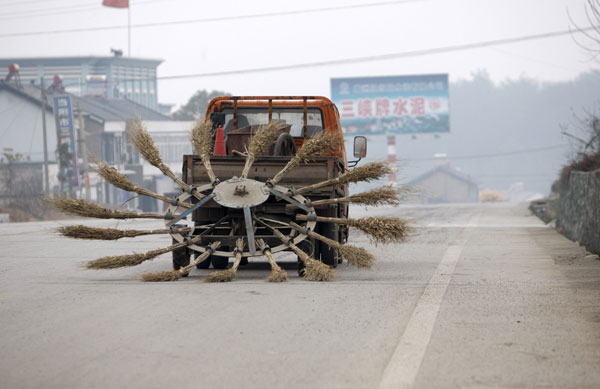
<box><xmin>1</xmin><ymin>203</ymin><xmax>599</xmax><ymax>388</ymax></box>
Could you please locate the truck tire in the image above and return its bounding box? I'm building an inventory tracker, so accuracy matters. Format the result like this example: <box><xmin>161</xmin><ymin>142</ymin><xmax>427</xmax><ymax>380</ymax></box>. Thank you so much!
<box><xmin>211</xmin><ymin>255</ymin><xmax>229</xmax><ymax>269</ymax></box>
<box><xmin>318</xmin><ymin>222</ymin><xmax>338</xmax><ymax>268</ymax></box>
<box><xmin>194</xmin><ymin>251</ymin><xmax>211</xmax><ymax>269</ymax></box>
<box><xmin>172</xmin><ymin>239</ymin><xmax>190</xmax><ymax>276</ymax></box>
<box><xmin>273</xmin><ymin>133</ymin><xmax>296</xmax><ymax>156</ymax></box>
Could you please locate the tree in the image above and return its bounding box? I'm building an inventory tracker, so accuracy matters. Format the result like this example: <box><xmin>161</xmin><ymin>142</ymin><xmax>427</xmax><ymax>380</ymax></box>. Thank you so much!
<box><xmin>172</xmin><ymin>89</ymin><xmax>230</xmax><ymax>120</ymax></box>
<box><xmin>569</xmin><ymin>0</ymin><xmax>600</xmax><ymax>59</ymax></box>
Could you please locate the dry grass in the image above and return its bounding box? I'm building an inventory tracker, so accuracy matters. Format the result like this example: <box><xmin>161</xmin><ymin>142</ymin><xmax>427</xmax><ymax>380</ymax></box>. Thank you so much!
<box><xmin>205</xmin><ymin>268</ymin><xmax>235</xmax><ymax>282</ymax></box>
<box><xmin>272</xmin><ymin>131</ymin><xmax>339</xmax><ymax>183</ymax></box>
<box><xmin>241</xmin><ymin>121</ymin><xmax>287</xmax><ymax>177</ymax></box>
<box><xmin>190</xmin><ymin>119</ymin><xmax>214</xmax><ymax>159</ymax></box>
<box><xmin>94</xmin><ymin>160</ymin><xmax>191</xmax><ymax>206</ymax></box>
<box><xmin>298</xmin><ymin>161</ymin><xmax>393</xmax><ymax>194</ymax></box>
<box><xmin>57</xmin><ymin>225</ymin><xmax>168</xmax><ymax>240</ymax></box>
<box><xmin>85</xmin><ymin>247</ymin><xmax>168</xmax><ymax>269</ymax></box>
<box><xmin>304</xmin><ymin>259</ymin><xmax>335</xmax><ymax>281</ymax></box>
<box><xmin>347</xmin><ymin>185</ymin><xmax>403</xmax><ymax>206</ymax></box>
<box><xmin>346</xmin><ymin>216</ymin><xmax>410</xmax><ymax>244</ymax></box>
<box><xmin>266</xmin><ymin>267</ymin><xmax>288</xmax><ymax>282</ymax></box>
<box><xmin>141</xmin><ymin>270</ymin><xmax>183</xmax><ymax>282</ymax></box>
<box><xmin>128</xmin><ymin>119</ymin><xmax>162</xmax><ymax>167</ymax></box>
<box><xmin>560</xmin><ymin>150</ymin><xmax>600</xmax><ymax>189</ymax></box>
<box><xmin>248</xmin><ymin>120</ymin><xmax>287</xmax><ymax>156</ymax></box>
<box><xmin>296</xmin><ymin>131</ymin><xmax>339</xmax><ymax>161</ymax></box>
<box><xmin>339</xmin><ymin>162</ymin><xmax>393</xmax><ymax>185</ymax></box>
<box><xmin>313</xmin><ymin>185</ymin><xmax>404</xmax><ymax>207</ymax></box>
<box><xmin>479</xmin><ymin>189</ymin><xmax>502</xmax><ymax>203</ymax></box>
<box><xmin>257</xmin><ymin>238</ymin><xmax>289</xmax><ymax>282</ymax></box>
<box><xmin>339</xmin><ymin>245</ymin><xmax>374</xmax><ymax>268</ymax></box>
<box><xmin>128</xmin><ymin>119</ymin><xmax>188</xmax><ymax>188</ymax></box>
<box><xmin>46</xmin><ymin>197</ymin><xmax>163</xmax><ymax>219</ymax></box>
<box><xmin>292</xmin><ymin>244</ymin><xmax>335</xmax><ymax>281</ymax></box>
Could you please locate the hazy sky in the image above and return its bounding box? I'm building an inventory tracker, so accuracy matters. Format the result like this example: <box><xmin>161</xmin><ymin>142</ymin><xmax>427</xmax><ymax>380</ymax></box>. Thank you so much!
<box><xmin>0</xmin><ymin>0</ymin><xmax>596</xmax><ymax>108</ymax></box>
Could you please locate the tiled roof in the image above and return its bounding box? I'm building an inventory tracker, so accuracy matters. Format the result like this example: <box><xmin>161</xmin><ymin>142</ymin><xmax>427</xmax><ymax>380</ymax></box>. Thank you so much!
<box><xmin>0</xmin><ymin>80</ymin><xmax>171</xmax><ymax>122</ymax></box>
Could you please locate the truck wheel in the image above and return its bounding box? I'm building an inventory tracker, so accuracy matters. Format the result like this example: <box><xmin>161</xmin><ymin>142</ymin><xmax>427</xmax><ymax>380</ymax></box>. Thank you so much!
<box><xmin>172</xmin><ymin>239</ymin><xmax>190</xmax><ymax>276</ymax></box>
<box><xmin>274</xmin><ymin>133</ymin><xmax>296</xmax><ymax>156</ymax></box>
<box><xmin>318</xmin><ymin>222</ymin><xmax>338</xmax><ymax>268</ymax></box>
<box><xmin>211</xmin><ymin>255</ymin><xmax>229</xmax><ymax>269</ymax></box>
<box><xmin>194</xmin><ymin>251</ymin><xmax>211</xmax><ymax>269</ymax></box>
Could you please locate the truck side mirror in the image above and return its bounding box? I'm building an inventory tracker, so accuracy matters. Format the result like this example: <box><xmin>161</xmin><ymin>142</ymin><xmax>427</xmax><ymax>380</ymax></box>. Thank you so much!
<box><xmin>353</xmin><ymin>136</ymin><xmax>367</xmax><ymax>158</ymax></box>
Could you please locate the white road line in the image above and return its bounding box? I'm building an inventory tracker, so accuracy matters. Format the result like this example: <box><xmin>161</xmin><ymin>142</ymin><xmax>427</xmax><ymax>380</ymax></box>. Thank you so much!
<box><xmin>378</xmin><ymin>214</ymin><xmax>477</xmax><ymax>389</ymax></box>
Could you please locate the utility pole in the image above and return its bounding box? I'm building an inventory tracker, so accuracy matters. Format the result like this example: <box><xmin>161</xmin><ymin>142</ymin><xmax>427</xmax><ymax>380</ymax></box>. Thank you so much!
<box><xmin>76</xmin><ymin>104</ymin><xmax>90</xmax><ymax>201</ymax></box>
<box><xmin>40</xmin><ymin>77</ymin><xmax>50</xmax><ymax>195</ymax></box>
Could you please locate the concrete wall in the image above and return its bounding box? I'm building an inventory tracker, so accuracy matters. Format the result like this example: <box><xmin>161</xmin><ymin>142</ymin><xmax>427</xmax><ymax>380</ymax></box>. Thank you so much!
<box><xmin>0</xmin><ymin>89</ymin><xmax>58</xmax><ymax>162</ymax></box>
<box><xmin>558</xmin><ymin>169</ymin><xmax>600</xmax><ymax>254</ymax></box>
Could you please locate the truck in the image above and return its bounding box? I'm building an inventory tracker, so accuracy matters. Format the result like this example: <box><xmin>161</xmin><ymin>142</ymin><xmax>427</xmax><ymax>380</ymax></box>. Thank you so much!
<box><xmin>169</xmin><ymin>96</ymin><xmax>367</xmax><ymax>275</ymax></box>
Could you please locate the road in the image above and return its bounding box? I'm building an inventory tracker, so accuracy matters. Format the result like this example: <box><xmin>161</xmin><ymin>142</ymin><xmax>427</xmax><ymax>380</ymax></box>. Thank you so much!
<box><xmin>1</xmin><ymin>203</ymin><xmax>600</xmax><ymax>388</ymax></box>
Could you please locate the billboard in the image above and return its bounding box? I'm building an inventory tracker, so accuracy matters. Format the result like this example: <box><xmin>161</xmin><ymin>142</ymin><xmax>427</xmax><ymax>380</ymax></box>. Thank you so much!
<box><xmin>331</xmin><ymin>74</ymin><xmax>449</xmax><ymax>135</ymax></box>
<box><xmin>52</xmin><ymin>95</ymin><xmax>79</xmax><ymax>188</ymax></box>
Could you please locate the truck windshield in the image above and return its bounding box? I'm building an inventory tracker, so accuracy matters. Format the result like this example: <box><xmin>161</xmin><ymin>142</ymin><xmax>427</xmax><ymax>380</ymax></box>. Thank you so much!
<box><xmin>222</xmin><ymin>107</ymin><xmax>323</xmax><ymax>137</ymax></box>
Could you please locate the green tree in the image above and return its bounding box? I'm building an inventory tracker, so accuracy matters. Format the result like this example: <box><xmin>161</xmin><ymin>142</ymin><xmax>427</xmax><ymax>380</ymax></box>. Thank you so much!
<box><xmin>172</xmin><ymin>89</ymin><xmax>230</xmax><ymax>120</ymax></box>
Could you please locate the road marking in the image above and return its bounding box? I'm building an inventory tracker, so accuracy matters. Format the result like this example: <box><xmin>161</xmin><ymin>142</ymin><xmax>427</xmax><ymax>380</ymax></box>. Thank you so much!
<box><xmin>378</xmin><ymin>214</ymin><xmax>477</xmax><ymax>389</ymax></box>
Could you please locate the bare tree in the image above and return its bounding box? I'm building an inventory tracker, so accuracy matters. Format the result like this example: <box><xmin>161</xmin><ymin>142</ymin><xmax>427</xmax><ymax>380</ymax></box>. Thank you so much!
<box><xmin>569</xmin><ymin>0</ymin><xmax>600</xmax><ymax>60</ymax></box>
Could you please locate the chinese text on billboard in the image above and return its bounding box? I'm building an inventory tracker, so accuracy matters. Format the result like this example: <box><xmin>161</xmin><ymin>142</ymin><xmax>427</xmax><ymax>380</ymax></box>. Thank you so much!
<box><xmin>331</xmin><ymin>74</ymin><xmax>449</xmax><ymax>135</ymax></box>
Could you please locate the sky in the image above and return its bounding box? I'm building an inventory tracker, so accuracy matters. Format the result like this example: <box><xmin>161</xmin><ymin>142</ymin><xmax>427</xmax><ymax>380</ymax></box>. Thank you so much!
<box><xmin>0</xmin><ymin>0</ymin><xmax>597</xmax><ymax>108</ymax></box>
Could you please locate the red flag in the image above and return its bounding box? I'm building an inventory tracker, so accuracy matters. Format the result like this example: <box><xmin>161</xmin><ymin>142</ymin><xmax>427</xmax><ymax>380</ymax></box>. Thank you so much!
<box><xmin>102</xmin><ymin>0</ymin><xmax>129</xmax><ymax>8</ymax></box>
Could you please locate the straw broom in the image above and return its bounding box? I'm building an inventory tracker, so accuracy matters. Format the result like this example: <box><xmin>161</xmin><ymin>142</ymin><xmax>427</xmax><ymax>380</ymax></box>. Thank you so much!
<box><xmin>296</xmin><ymin>162</ymin><xmax>393</xmax><ymax>194</ymax></box>
<box><xmin>57</xmin><ymin>225</ymin><xmax>186</xmax><ymax>240</ymax></box>
<box><xmin>310</xmin><ymin>185</ymin><xmax>404</xmax><ymax>207</ymax></box>
<box><xmin>271</xmin><ymin>131</ymin><xmax>339</xmax><ymax>184</ymax></box>
<box><xmin>241</xmin><ymin>120</ymin><xmax>287</xmax><ymax>178</ymax></box>
<box><xmin>190</xmin><ymin>119</ymin><xmax>217</xmax><ymax>183</ymax></box>
<box><xmin>86</xmin><ymin>234</ymin><xmax>207</xmax><ymax>270</ymax></box>
<box><xmin>93</xmin><ymin>158</ymin><xmax>193</xmax><ymax>208</ymax></box>
<box><xmin>47</xmin><ymin>197</ymin><xmax>165</xmax><ymax>219</ymax></box>
<box><xmin>296</xmin><ymin>214</ymin><xmax>410</xmax><ymax>245</ymax></box>
<box><xmin>141</xmin><ymin>242</ymin><xmax>221</xmax><ymax>282</ymax></box>
<box><xmin>128</xmin><ymin>120</ymin><xmax>203</xmax><ymax>198</ymax></box>
<box><xmin>288</xmin><ymin>222</ymin><xmax>374</xmax><ymax>268</ymax></box>
<box><xmin>205</xmin><ymin>238</ymin><xmax>245</xmax><ymax>282</ymax></box>
<box><xmin>256</xmin><ymin>239</ymin><xmax>288</xmax><ymax>282</ymax></box>
<box><xmin>271</xmin><ymin>228</ymin><xmax>335</xmax><ymax>281</ymax></box>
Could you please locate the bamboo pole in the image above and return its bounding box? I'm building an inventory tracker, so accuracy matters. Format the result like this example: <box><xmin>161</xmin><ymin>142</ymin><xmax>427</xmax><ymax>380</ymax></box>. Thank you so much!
<box><xmin>256</xmin><ymin>238</ymin><xmax>288</xmax><ymax>282</ymax></box>
<box><xmin>310</xmin><ymin>185</ymin><xmax>401</xmax><ymax>207</ymax></box>
<box><xmin>93</xmin><ymin>158</ymin><xmax>193</xmax><ymax>208</ymax></box>
<box><xmin>241</xmin><ymin>121</ymin><xmax>286</xmax><ymax>178</ymax></box>
<box><xmin>271</xmin><ymin>228</ymin><xmax>334</xmax><ymax>281</ymax></box>
<box><xmin>47</xmin><ymin>197</ymin><xmax>165</xmax><ymax>219</ymax></box>
<box><xmin>141</xmin><ymin>242</ymin><xmax>222</xmax><ymax>282</ymax></box>
<box><xmin>296</xmin><ymin>214</ymin><xmax>409</xmax><ymax>244</ymax></box>
<box><xmin>57</xmin><ymin>225</ymin><xmax>187</xmax><ymax>240</ymax></box>
<box><xmin>271</xmin><ymin>130</ymin><xmax>339</xmax><ymax>184</ymax></box>
<box><xmin>288</xmin><ymin>222</ymin><xmax>373</xmax><ymax>268</ymax></box>
<box><xmin>296</xmin><ymin>161</ymin><xmax>393</xmax><ymax>194</ymax></box>
<box><xmin>205</xmin><ymin>238</ymin><xmax>245</xmax><ymax>282</ymax></box>
<box><xmin>190</xmin><ymin>119</ymin><xmax>217</xmax><ymax>183</ymax></box>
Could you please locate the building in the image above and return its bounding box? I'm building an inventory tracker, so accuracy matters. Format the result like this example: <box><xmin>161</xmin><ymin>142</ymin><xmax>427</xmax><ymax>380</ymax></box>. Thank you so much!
<box><xmin>407</xmin><ymin>156</ymin><xmax>479</xmax><ymax>203</ymax></box>
<box><xmin>0</xmin><ymin>55</ymin><xmax>163</xmax><ymax>111</ymax></box>
<box><xmin>0</xmin><ymin>79</ymin><xmax>193</xmax><ymax>211</ymax></box>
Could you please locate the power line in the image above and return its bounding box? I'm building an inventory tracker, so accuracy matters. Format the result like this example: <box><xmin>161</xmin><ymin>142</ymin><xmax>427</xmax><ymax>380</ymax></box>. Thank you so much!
<box><xmin>20</xmin><ymin>26</ymin><xmax>593</xmax><ymax>85</ymax></box>
<box><xmin>401</xmin><ymin>144</ymin><xmax>567</xmax><ymax>162</ymax></box>
<box><xmin>0</xmin><ymin>0</ymin><xmax>424</xmax><ymax>37</ymax></box>
<box><xmin>0</xmin><ymin>0</ymin><xmax>167</xmax><ymax>21</ymax></box>
<box><xmin>154</xmin><ymin>28</ymin><xmax>594</xmax><ymax>81</ymax></box>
